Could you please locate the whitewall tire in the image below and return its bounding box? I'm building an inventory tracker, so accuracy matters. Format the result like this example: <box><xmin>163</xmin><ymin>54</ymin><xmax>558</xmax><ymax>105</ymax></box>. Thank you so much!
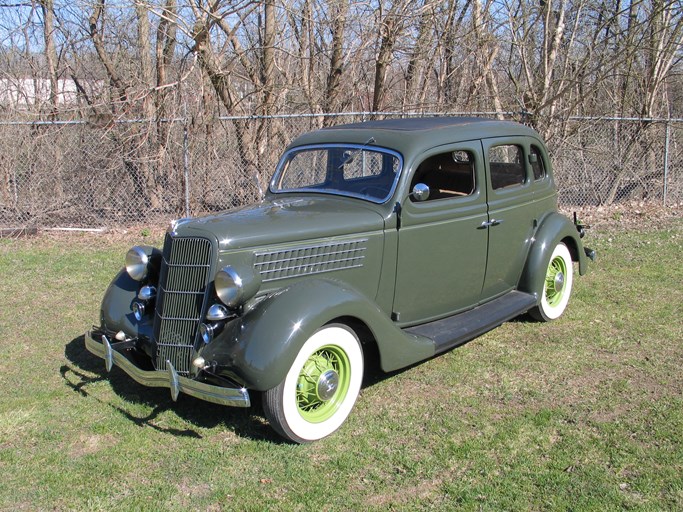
<box><xmin>530</xmin><ymin>242</ymin><xmax>574</xmax><ymax>321</ymax></box>
<box><xmin>263</xmin><ymin>325</ymin><xmax>364</xmax><ymax>443</ymax></box>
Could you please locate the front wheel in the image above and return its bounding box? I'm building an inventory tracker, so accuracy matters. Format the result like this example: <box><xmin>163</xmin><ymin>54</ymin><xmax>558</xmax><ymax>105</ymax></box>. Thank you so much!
<box><xmin>530</xmin><ymin>242</ymin><xmax>574</xmax><ymax>321</ymax></box>
<box><xmin>263</xmin><ymin>325</ymin><xmax>364</xmax><ymax>443</ymax></box>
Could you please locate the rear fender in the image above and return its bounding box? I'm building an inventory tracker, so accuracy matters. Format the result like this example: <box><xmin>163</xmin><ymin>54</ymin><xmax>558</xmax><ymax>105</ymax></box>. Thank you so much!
<box><xmin>518</xmin><ymin>212</ymin><xmax>587</xmax><ymax>299</ymax></box>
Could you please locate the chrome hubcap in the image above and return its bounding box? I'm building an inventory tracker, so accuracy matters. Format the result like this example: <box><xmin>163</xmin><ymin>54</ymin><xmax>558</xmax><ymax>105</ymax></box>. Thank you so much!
<box><xmin>554</xmin><ymin>271</ymin><xmax>565</xmax><ymax>293</ymax></box>
<box><xmin>316</xmin><ymin>370</ymin><xmax>339</xmax><ymax>401</ymax></box>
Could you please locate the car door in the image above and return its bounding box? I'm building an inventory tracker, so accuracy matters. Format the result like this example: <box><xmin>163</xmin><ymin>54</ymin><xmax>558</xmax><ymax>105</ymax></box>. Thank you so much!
<box><xmin>392</xmin><ymin>142</ymin><xmax>488</xmax><ymax>325</ymax></box>
<box><xmin>480</xmin><ymin>137</ymin><xmax>537</xmax><ymax>299</ymax></box>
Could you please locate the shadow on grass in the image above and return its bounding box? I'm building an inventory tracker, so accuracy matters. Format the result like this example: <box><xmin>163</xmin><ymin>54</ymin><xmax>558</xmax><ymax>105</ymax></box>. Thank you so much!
<box><xmin>62</xmin><ymin>332</ymin><xmax>472</xmax><ymax>443</ymax></box>
<box><xmin>62</xmin><ymin>335</ymin><xmax>285</xmax><ymax>444</ymax></box>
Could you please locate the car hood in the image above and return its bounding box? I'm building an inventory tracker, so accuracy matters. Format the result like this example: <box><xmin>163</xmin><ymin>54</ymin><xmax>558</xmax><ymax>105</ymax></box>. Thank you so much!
<box><xmin>172</xmin><ymin>195</ymin><xmax>387</xmax><ymax>250</ymax></box>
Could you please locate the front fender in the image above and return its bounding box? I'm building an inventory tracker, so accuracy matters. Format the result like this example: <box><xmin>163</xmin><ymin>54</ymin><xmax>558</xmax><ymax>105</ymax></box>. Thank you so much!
<box><xmin>100</xmin><ymin>268</ymin><xmax>154</xmax><ymax>340</ymax></box>
<box><xmin>518</xmin><ymin>212</ymin><xmax>587</xmax><ymax>299</ymax></box>
<box><xmin>199</xmin><ymin>279</ymin><xmax>435</xmax><ymax>391</ymax></box>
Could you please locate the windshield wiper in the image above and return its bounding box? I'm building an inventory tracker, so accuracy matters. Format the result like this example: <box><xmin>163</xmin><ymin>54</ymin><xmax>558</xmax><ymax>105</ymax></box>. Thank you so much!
<box><xmin>338</xmin><ymin>137</ymin><xmax>376</xmax><ymax>169</ymax></box>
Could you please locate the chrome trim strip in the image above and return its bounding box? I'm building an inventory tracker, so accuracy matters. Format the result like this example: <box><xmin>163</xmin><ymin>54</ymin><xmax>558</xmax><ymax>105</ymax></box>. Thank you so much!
<box><xmin>86</xmin><ymin>331</ymin><xmax>251</xmax><ymax>408</ymax></box>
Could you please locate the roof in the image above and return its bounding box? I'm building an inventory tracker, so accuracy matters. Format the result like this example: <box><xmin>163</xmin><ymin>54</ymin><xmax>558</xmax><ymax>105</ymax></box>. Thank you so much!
<box><xmin>287</xmin><ymin>117</ymin><xmax>542</xmax><ymax>161</ymax></box>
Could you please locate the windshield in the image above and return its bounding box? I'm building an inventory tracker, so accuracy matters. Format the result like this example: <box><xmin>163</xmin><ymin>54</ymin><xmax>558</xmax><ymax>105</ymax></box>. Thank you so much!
<box><xmin>270</xmin><ymin>144</ymin><xmax>402</xmax><ymax>203</ymax></box>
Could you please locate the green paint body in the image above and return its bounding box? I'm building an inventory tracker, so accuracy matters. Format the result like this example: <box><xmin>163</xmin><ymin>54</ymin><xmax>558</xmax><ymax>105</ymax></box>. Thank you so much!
<box><xmin>94</xmin><ymin>118</ymin><xmax>589</xmax><ymax>395</ymax></box>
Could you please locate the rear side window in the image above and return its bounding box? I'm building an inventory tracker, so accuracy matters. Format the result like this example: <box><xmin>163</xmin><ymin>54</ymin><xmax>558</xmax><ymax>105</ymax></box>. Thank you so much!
<box><xmin>530</xmin><ymin>145</ymin><xmax>546</xmax><ymax>180</ymax></box>
<box><xmin>489</xmin><ymin>145</ymin><xmax>525</xmax><ymax>190</ymax></box>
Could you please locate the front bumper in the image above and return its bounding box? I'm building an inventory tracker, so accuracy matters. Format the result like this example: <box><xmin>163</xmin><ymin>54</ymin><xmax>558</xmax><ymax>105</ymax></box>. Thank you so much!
<box><xmin>85</xmin><ymin>329</ymin><xmax>251</xmax><ymax>408</ymax></box>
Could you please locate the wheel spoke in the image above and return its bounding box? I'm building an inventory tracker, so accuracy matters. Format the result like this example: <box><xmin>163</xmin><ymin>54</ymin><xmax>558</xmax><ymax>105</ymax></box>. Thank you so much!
<box><xmin>545</xmin><ymin>256</ymin><xmax>567</xmax><ymax>307</ymax></box>
<box><xmin>295</xmin><ymin>345</ymin><xmax>351</xmax><ymax>423</ymax></box>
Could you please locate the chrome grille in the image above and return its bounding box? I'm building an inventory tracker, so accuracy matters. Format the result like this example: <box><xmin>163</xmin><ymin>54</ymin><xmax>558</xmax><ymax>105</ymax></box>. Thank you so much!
<box><xmin>154</xmin><ymin>235</ymin><xmax>213</xmax><ymax>375</ymax></box>
<box><xmin>254</xmin><ymin>239</ymin><xmax>367</xmax><ymax>282</ymax></box>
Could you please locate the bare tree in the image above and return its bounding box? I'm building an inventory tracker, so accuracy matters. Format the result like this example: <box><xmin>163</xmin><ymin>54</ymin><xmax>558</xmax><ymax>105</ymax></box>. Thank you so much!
<box><xmin>641</xmin><ymin>0</ymin><xmax>683</xmax><ymax>118</ymax></box>
<box><xmin>401</xmin><ymin>1</ymin><xmax>437</xmax><ymax>111</ymax></box>
<box><xmin>189</xmin><ymin>0</ymin><xmax>279</xmax><ymax>200</ymax></box>
<box><xmin>1</xmin><ymin>0</ymin><xmax>682</xmax><ymax>222</ymax></box>
<box><xmin>37</xmin><ymin>0</ymin><xmax>58</xmax><ymax>116</ymax></box>
<box><xmin>371</xmin><ymin>0</ymin><xmax>412</xmax><ymax>113</ymax></box>
<box><xmin>433</xmin><ymin>0</ymin><xmax>471</xmax><ymax>109</ymax></box>
<box><xmin>324</xmin><ymin>0</ymin><xmax>349</xmax><ymax>121</ymax></box>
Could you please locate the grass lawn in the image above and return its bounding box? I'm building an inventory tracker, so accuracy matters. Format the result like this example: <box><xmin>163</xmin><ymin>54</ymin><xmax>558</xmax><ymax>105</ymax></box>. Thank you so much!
<box><xmin>0</xmin><ymin>217</ymin><xmax>681</xmax><ymax>511</ymax></box>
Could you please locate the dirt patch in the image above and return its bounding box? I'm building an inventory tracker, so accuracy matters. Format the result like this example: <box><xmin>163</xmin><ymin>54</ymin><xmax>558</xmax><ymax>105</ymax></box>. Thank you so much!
<box><xmin>362</xmin><ymin>477</ymin><xmax>444</xmax><ymax>508</ymax></box>
<box><xmin>68</xmin><ymin>433</ymin><xmax>118</xmax><ymax>458</ymax></box>
<box><xmin>176</xmin><ymin>479</ymin><xmax>213</xmax><ymax>501</ymax></box>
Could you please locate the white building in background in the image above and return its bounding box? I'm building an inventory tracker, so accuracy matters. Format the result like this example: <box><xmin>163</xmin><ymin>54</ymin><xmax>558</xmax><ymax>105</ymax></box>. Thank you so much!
<box><xmin>0</xmin><ymin>78</ymin><xmax>101</xmax><ymax>108</ymax></box>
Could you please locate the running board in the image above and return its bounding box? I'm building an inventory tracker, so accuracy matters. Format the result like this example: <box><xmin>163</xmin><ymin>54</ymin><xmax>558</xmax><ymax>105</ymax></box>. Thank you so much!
<box><xmin>404</xmin><ymin>291</ymin><xmax>537</xmax><ymax>354</ymax></box>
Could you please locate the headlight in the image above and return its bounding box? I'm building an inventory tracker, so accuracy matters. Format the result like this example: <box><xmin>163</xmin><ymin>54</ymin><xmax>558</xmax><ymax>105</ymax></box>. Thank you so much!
<box><xmin>214</xmin><ymin>263</ymin><xmax>260</xmax><ymax>309</ymax></box>
<box><xmin>125</xmin><ymin>246</ymin><xmax>160</xmax><ymax>281</ymax></box>
<box><xmin>215</xmin><ymin>266</ymin><xmax>244</xmax><ymax>308</ymax></box>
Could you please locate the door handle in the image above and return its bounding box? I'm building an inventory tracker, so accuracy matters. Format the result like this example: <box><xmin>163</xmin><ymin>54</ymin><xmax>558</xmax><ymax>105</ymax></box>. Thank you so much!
<box><xmin>479</xmin><ymin>219</ymin><xmax>503</xmax><ymax>229</ymax></box>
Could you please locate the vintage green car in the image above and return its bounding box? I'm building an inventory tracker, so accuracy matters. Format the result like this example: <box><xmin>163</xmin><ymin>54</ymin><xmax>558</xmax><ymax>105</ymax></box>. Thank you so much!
<box><xmin>86</xmin><ymin>117</ymin><xmax>594</xmax><ymax>443</ymax></box>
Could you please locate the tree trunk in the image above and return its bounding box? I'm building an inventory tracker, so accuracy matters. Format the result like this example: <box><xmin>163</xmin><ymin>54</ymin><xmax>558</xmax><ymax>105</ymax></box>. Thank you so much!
<box><xmin>372</xmin><ymin>2</ymin><xmax>406</xmax><ymax>113</ymax></box>
<box><xmin>324</xmin><ymin>0</ymin><xmax>349</xmax><ymax>123</ymax></box>
<box><xmin>135</xmin><ymin>0</ymin><xmax>161</xmax><ymax>209</ymax></box>
<box><xmin>38</xmin><ymin>0</ymin><xmax>59</xmax><ymax>118</ymax></box>
<box><xmin>155</xmin><ymin>0</ymin><xmax>178</xmax><ymax>209</ymax></box>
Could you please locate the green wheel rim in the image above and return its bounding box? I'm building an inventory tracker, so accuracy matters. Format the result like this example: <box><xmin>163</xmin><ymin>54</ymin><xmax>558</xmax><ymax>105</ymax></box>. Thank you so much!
<box><xmin>545</xmin><ymin>255</ymin><xmax>567</xmax><ymax>308</ymax></box>
<box><xmin>295</xmin><ymin>345</ymin><xmax>351</xmax><ymax>423</ymax></box>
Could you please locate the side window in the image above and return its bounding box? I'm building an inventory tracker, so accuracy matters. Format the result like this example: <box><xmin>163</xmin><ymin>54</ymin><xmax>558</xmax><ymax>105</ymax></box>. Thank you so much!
<box><xmin>410</xmin><ymin>150</ymin><xmax>475</xmax><ymax>201</ymax></box>
<box><xmin>530</xmin><ymin>145</ymin><xmax>546</xmax><ymax>180</ymax></box>
<box><xmin>489</xmin><ymin>144</ymin><xmax>525</xmax><ymax>190</ymax></box>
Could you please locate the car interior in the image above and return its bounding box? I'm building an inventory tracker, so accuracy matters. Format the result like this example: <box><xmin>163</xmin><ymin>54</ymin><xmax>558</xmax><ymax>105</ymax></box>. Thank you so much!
<box><xmin>410</xmin><ymin>151</ymin><xmax>475</xmax><ymax>200</ymax></box>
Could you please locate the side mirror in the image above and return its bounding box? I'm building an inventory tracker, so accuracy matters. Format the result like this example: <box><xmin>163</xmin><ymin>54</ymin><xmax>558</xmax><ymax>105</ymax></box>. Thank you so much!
<box><xmin>411</xmin><ymin>183</ymin><xmax>430</xmax><ymax>202</ymax></box>
<box><xmin>528</xmin><ymin>153</ymin><xmax>538</xmax><ymax>164</ymax></box>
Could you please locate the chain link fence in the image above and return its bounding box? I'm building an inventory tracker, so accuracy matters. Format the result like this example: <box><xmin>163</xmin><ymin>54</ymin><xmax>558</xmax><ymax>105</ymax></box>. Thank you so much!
<box><xmin>0</xmin><ymin>113</ymin><xmax>681</xmax><ymax>228</ymax></box>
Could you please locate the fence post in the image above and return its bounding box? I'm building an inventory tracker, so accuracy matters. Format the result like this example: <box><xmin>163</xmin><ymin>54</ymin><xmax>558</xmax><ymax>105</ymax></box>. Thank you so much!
<box><xmin>183</xmin><ymin>121</ymin><xmax>191</xmax><ymax>218</ymax></box>
<box><xmin>663</xmin><ymin>120</ymin><xmax>670</xmax><ymax>207</ymax></box>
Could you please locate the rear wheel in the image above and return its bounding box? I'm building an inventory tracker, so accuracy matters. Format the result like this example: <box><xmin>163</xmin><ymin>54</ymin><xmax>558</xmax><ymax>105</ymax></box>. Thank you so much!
<box><xmin>263</xmin><ymin>325</ymin><xmax>363</xmax><ymax>443</ymax></box>
<box><xmin>530</xmin><ymin>242</ymin><xmax>574</xmax><ymax>321</ymax></box>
